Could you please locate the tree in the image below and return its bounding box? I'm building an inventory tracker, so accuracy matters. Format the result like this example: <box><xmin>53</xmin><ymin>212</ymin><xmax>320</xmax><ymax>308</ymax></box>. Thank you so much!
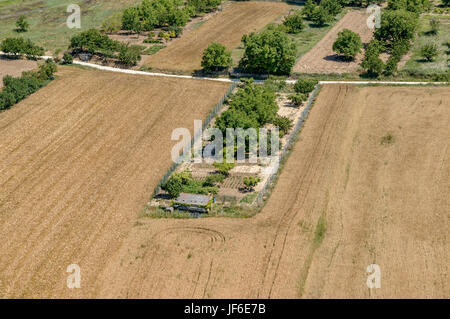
<box><xmin>420</xmin><ymin>43</ymin><xmax>438</xmax><ymax>61</ymax></box>
<box><xmin>375</xmin><ymin>10</ymin><xmax>419</xmax><ymax>44</ymax></box>
<box><xmin>201</xmin><ymin>42</ymin><xmax>232</xmax><ymax>72</ymax></box>
<box><xmin>282</xmin><ymin>11</ymin><xmax>305</xmax><ymax>34</ymax></box>
<box><xmin>332</xmin><ymin>29</ymin><xmax>363</xmax><ymax>60</ymax></box>
<box><xmin>361</xmin><ymin>42</ymin><xmax>384</xmax><ymax>77</ymax></box>
<box><xmin>122</xmin><ymin>7</ymin><xmax>142</xmax><ymax>34</ymax></box>
<box><xmin>63</xmin><ymin>52</ymin><xmax>73</xmax><ymax>64</ymax></box>
<box><xmin>272</xmin><ymin>115</ymin><xmax>293</xmax><ymax>137</ymax></box>
<box><xmin>162</xmin><ymin>176</ymin><xmax>183</xmax><ymax>198</ymax></box>
<box><xmin>15</xmin><ymin>16</ymin><xmax>29</xmax><ymax>32</ymax></box>
<box><xmin>289</xmin><ymin>93</ymin><xmax>307</xmax><ymax>106</ymax></box>
<box><xmin>443</xmin><ymin>0</ymin><xmax>450</xmax><ymax>6</ymax></box>
<box><xmin>321</xmin><ymin>0</ymin><xmax>342</xmax><ymax>17</ymax></box>
<box><xmin>303</xmin><ymin>0</ymin><xmax>317</xmax><ymax>20</ymax></box>
<box><xmin>310</xmin><ymin>5</ymin><xmax>333</xmax><ymax>26</ymax></box>
<box><xmin>0</xmin><ymin>37</ymin><xmax>44</xmax><ymax>58</ymax></box>
<box><xmin>239</xmin><ymin>29</ymin><xmax>297</xmax><ymax>75</ymax></box>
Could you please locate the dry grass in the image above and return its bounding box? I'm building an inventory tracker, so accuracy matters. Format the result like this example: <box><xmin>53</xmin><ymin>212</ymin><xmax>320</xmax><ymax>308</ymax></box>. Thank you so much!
<box><xmin>97</xmin><ymin>85</ymin><xmax>449</xmax><ymax>299</ymax></box>
<box><xmin>0</xmin><ymin>66</ymin><xmax>230</xmax><ymax>298</ymax></box>
<box><xmin>144</xmin><ymin>1</ymin><xmax>289</xmax><ymax>73</ymax></box>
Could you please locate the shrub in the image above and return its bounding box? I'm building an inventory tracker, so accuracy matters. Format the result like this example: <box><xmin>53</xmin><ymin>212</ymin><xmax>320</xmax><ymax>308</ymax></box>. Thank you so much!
<box><xmin>243</xmin><ymin>176</ymin><xmax>261</xmax><ymax>190</ymax></box>
<box><xmin>420</xmin><ymin>43</ymin><xmax>438</xmax><ymax>61</ymax></box>
<box><xmin>69</xmin><ymin>29</ymin><xmax>120</xmax><ymax>56</ymax></box>
<box><xmin>332</xmin><ymin>29</ymin><xmax>363</xmax><ymax>60</ymax></box>
<box><xmin>294</xmin><ymin>78</ymin><xmax>318</xmax><ymax>94</ymax></box>
<box><xmin>102</xmin><ymin>12</ymin><xmax>123</xmax><ymax>34</ymax></box>
<box><xmin>272</xmin><ymin>115</ymin><xmax>293</xmax><ymax>137</ymax></box>
<box><xmin>0</xmin><ymin>37</ymin><xmax>44</xmax><ymax>58</ymax></box>
<box><xmin>361</xmin><ymin>51</ymin><xmax>384</xmax><ymax>76</ymax></box>
<box><xmin>390</xmin><ymin>38</ymin><xmax>410</xmax><ymax>58</ymax></box>
<box><xmin>384</xmin><ymin>56</ymin><xmax>399</xmax><ymax>75</ymax></box>
<box><xmin>201</xmin><ymin>42</ymin><xmax>232</xmax><ymax>72</ymax></box>
<box><xmin>187</xmin><ymin>0</ymin><xmax>221</xmax><ymax>14</ymax></box>
<box><xmin>282</xmin><ymin>11</ymin><xmax>305</xmax><ymax>34</ymax></box>
<box><xmin>168</xmin><ymin>25</ymin><xmax>183</xmax><ymax>37</ymax></box>
<box><xmin>203</xmin><ymin>173</ymin><xmax>226</xmax><ymax>186</ymax></box>
<box><xmin>288</xmin><ymin>93</ymin><xmax>307</xmax><ymax>106</ymax></box>
<box><xmin>429</xmin><ymin>18</ymin><xmax>440</xmax><ymax>35</ymax></box>
<box><xmin>63</xmin><ymin>52</ymin><xmax>73</xmax><ymax>64</ymax></box>
<box><xmin>118</xmin><ymin>44</ymin><xmax>142</xmax><ymax>65</ymax></box>
<box><xmin>213</xmin><ymin>162</ymin><xmax>235</xmax><ymax>176</ymax></box>
<box><xmin>15</xmin><ymin>15</ymin><xmax>29</xmax><ymax>32</ymax></box>
<box><xmin>38</xmin><ymin>59</ymin><xmax>57</xmax><ymax>81</ymax></box>
<box><xmin>162</xmin><ymin>176</ymin><xmax>183</xmax><ymax>198</ymax></box>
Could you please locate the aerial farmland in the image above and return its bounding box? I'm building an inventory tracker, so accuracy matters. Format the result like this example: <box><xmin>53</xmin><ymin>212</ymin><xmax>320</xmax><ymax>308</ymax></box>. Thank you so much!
<box><xmin>0</xmin><ymin>0</ymin><xmax>448</xmax><ymax>308</ymax></box>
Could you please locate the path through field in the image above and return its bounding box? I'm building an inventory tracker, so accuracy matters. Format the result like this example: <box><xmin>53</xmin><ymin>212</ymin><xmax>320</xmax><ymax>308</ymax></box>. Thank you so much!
<box><xmin>98</xmin><ymin>85</ymin><xmax>449</xmax><ymax>298</ymax></box>
<box><xmin>0</xmin><ymin>67</ymin><xmax>230</xmax><ymax>298</ymax></box>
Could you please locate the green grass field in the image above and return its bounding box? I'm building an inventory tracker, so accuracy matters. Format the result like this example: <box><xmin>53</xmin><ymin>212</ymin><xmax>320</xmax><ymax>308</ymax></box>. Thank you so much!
<box><xmin>402</xmin><ymin>14</ymin><xmax>450</xmax><ymax>75</ymax></box>
<box><xmin>0</xmin><ymin>0</ymin><xmax>139</xmax><ymax>54</ymax></box>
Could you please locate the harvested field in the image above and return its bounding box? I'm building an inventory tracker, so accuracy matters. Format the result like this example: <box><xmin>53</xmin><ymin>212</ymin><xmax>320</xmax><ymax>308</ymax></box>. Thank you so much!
<box><xmin>294</xmin><ymin>10</ymin><xmax>374</xmax><ymax>74</ymax></box>
<box><xmin>0</xmin><ymin>66</ymin><xmax>230</xmax><ymax>298</ymax></box>
<box><xmin>144</xmin><ymin>1</ymin><xmax>289</xmax><ymax>73</ymax></box>
<box><xmin>0</xmin><ymin>58</ymin><xmax>38</xmax><ymax>88</ymax></box>
<box><xmin>98</xmin><ymin>85</ymin><xmax>449</xmax><ymax>299</ymax></box>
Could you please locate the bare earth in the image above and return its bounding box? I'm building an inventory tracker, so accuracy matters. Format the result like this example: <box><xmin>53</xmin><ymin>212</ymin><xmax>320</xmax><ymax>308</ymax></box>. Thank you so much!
<box><xmin>0</xmin><ymin>58</ymin><xmax>38</xmax><ymax>88</ymax></box>
<box><xmin>97</xmin><ymin>85</ymin><xmax>449</xmax><ymax>299</ymax></box>
<box><xmin>144</xmin><ymin>1</ymin><xmax>289</xmax><ymax>73</ymax></box>
<box><xmin>0</xmin><ymin>67</ymin><xmax>230</xmax><ymax>298</ymax></box>
<box><xmin>294</xmin><ymin>10</ymin><xmax>374</xmax><ymax>74</ymax></box>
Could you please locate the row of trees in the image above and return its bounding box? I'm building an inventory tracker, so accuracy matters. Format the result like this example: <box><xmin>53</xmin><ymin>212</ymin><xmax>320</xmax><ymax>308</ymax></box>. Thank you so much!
<box><xmin>361</xmin><ymin>8</ymin><xmax>419</xmax><ymax>76</ymax></box>
<box><xmin>121</xmin><ymin>0</ymin><xmax>221</xmax><ymax>34</ymax></box>
<box><xmin>69</xmin><ymin>29</ymin><xmax>142</xmax><ymax>65</ymax></box>
<box><xmin>0</xmin><ymin>37</ymin><xmax>44</xmax><ymax>59</ymax></box>
<box><xmin>0</xmin><ymin>60</ymin><xmax>57</xmax><ymax>110</ymax></box>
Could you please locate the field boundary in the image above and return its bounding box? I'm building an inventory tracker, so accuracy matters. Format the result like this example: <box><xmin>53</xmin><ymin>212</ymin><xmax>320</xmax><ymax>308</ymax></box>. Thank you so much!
<box><xmin>152</xmin><ymin>81</ymin><xmax>237</xmax><ymax>196</ymax></box>
<box><xmin>256</xmin><ymin>84</ymin><xmax>321</xmax><ymax>204</ymax></box>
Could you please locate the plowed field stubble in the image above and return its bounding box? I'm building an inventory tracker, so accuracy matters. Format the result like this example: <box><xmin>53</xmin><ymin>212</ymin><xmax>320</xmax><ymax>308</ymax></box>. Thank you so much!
<box><xmin>0</xmin><ymin>67</ymin><xmax>230</xmax><ymax>298</ymax></box>
<box><xmin>97</xmin><ymin>85</ymin><xmax>449</xmax><ymax>299</ymax></box>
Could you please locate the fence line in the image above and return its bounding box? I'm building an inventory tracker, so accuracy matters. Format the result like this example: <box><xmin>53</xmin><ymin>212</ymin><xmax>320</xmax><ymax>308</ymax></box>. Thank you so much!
<box><xmin>256</xmin><ymin>84</ymin><xmax>321</xmax><ymax>204</ymax></box>
<box><xmin>152</xmin><ymin>82</ymin><xmax>237</xmax><ymax>197</ymax></box>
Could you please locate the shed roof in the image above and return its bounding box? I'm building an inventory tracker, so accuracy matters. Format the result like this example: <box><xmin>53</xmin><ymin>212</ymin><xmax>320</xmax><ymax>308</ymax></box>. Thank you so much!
<box><xmin>174</xmin><ymin>193</ymin><xmax>212</xmax><ymax>206</ymax></box>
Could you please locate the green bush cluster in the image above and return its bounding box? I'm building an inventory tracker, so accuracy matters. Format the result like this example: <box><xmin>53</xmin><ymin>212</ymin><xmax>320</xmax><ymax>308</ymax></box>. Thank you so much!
<box><xmin>243</xmin><ymin>176</ymin><xmax>261</xmax><ymax>190</ymax></box>
<box><xmin>121</xmin><ymin>0</ymin><xmax>221</xmax><ymax>33</ymax></box>
<box><xmin>303</xmin><ymin>0</ymin><xmax>342</xmax><ymax>26</ymax></box>
<box><xmin>293</xmin><ymin>78</ymin><xmax>318</xmax><ymax>94</ymax></box>
<box><xmin>0</xmin><ymin>37</ymin><xmax>44</xmax><ymax>59</ymax></box>
<box><xmin>0</xmin><ymin>60</ymin><xmax>57</xmax><ymax>111</ymax></box>
<box><xmin>69</xmin><ymin>29</ymin><xmax>142</xmax><ymax>65</ymax></box>
<box><xmin>162</xmin><ymin>170</ymin><xmax>220</xmax><ymax>198</ymax></box>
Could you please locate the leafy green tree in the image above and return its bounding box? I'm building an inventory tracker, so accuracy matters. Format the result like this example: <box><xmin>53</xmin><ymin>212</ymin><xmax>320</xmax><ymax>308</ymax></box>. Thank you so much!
<box><xmin>303</xmin><ymin>0</ymin><xmax>317</xmax><ymax>20</ymax></box>
<box><xmin>201</xmin><ymin>42</ymin><xmax>232</xmax><ymax>72</ymax></box>
<box><xmin>272</xmin><ymin>115</ymin><xmax>293</xmax><ymax>137</ymax></box>
<box><xmin>321</xmin><ymin>0</ymin><xmax>342</xmax><ymax>16</ymax></box>
<box><xmin>282</xmin><ymin>11</ymin><xmax>305</xmax><ymax>34</ymax></box>
<box><xmin>420</xmin><ymin>43</ymin><xmax>438</xmax><ymax>61</ymax></box>
<box><xmin>310</xmin><ymin>5</ymin><xmax>333</xmax><ymax>26</ymax></box>
<box><xmin>122</xmin><ymin>7</ymin><xmax>143</xmax><ymax>33</ymax></box>
<box><xmin>289</xmin><ymin>93</ymin><xmax>307</xmax><ymax>106</ymax></box>
<box><xmin>332</xmin><ymin>29</ymin><xmax>363</xmax><ymax>60</ymax></box>
<box><xmin>15</xmin><ymin>15</ymin><xmax>29</xmax><ymax>32</ymax></box>
<box><xmin>361</xmin><ymin>41</ymin><xmax>385</xmax><ymax>77</ymax></box>
<box><xmin>162</xmin><ymin>176</ymin><xmax>183</xmax><ymax>198</ymax></box>
<box><xmin>239</xmin><ymin>29</ymin><xmax>297</xmax><ymax>75</ymax></box>
<box><xmin>375</xmin><ymin>10</ymin><xmax>418</xmax><ymax>44</ymax></box>
<box><xmin>187</xmin><ymin>0</ymin><xmax>221</xmax><ymax>14</ymax></box>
